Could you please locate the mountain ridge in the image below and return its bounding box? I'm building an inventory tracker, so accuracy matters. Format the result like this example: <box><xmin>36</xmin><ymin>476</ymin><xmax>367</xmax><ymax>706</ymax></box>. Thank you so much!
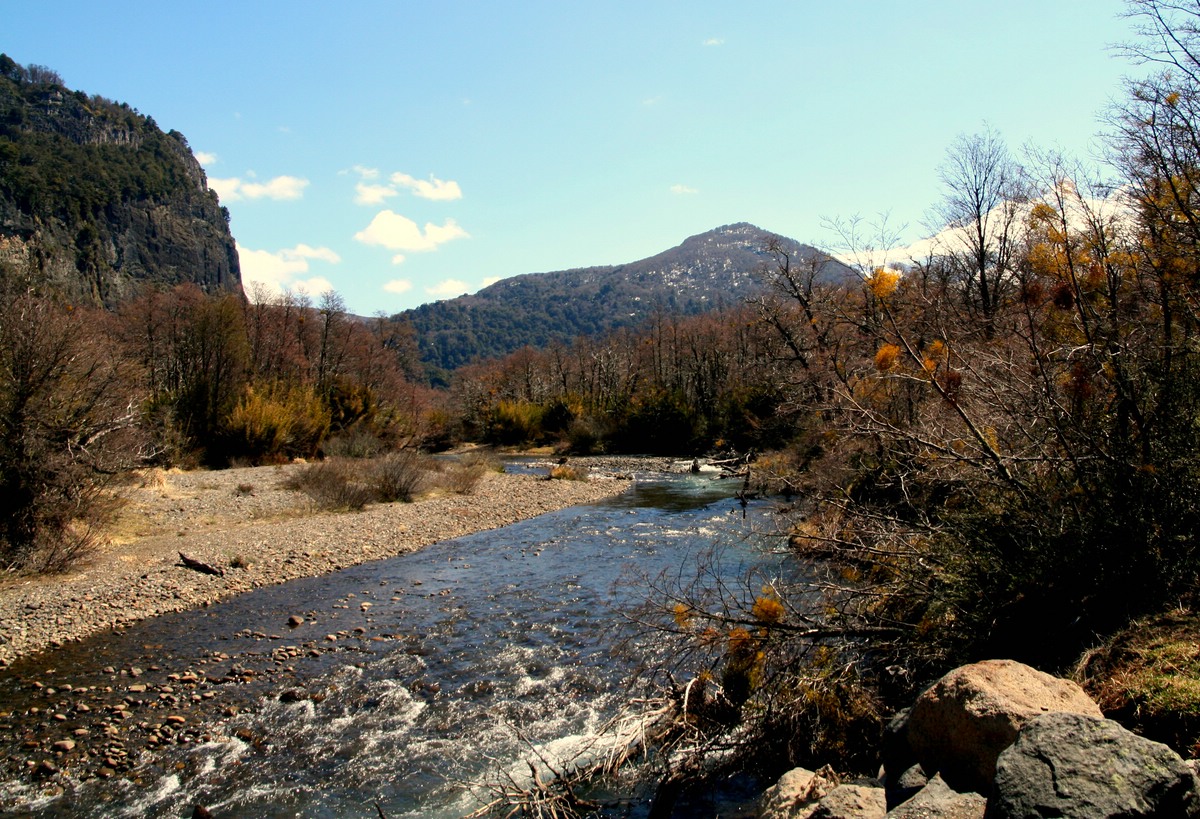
<box><xmin>396</xmin><ymin>222</ymin><xmax>851</xmax><ymax>378</ymax></box>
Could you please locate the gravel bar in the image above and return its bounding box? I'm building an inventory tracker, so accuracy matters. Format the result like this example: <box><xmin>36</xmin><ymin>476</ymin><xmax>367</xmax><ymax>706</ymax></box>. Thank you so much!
<box><xmin>0</xmin><ymin>464</ymin><xmax>630</xmax><ymax>665</ymax></box>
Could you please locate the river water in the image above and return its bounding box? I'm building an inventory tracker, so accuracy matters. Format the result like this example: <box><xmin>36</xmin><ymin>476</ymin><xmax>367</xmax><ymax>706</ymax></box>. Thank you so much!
<box><xmin>0</xmin><ymin>464</ymin><xmax>789</xmax><ymax>817</ymax></box>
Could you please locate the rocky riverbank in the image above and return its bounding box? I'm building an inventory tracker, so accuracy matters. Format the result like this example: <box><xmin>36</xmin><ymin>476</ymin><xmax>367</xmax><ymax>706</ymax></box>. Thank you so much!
<box><xmin>0</xmin><ymin>460</ymin><xmax>632</xmax><ymax>666</ymax></box>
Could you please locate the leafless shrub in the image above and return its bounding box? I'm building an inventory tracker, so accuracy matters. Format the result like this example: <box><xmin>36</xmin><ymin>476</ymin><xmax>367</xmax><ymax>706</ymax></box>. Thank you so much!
<box><xmin>283</xmin><ymin>459</ymin><xmax>374</xmax><ymax>511</ymax></box>
<box><xmin>437</xmin><ymin>459</ymin><xmax>489</xmax><ymax>495</ymax></box>
<box><xmin>371</xmin><ymin>449</ymin><xmax>428</xmax><ymax>503</ymax></box>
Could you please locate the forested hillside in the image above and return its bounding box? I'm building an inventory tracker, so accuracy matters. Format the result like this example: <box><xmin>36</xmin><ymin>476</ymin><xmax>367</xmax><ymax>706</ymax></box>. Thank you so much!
<box><xmin>0</xmin><ymin>54</ymin><xmax>240</xmax><ymax>305</ymax></box>
<box><xmin>395</xmin><ymin>222</ymin><xmax>852</xmax><ymax>379</ymax></box>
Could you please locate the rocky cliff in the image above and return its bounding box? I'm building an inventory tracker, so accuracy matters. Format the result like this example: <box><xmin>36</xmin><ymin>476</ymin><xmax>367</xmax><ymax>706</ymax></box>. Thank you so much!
<box><xmin>0</xmin><ymin>55</ymin><xmax>241</xmax><ymax>305</ymax></box>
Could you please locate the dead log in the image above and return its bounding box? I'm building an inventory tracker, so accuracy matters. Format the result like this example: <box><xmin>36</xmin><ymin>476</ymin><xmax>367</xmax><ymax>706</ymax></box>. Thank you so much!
<box><xmin>178</xmin><ymin>552</ymin><xmax>225</xmax><ymax>577</ymax></box>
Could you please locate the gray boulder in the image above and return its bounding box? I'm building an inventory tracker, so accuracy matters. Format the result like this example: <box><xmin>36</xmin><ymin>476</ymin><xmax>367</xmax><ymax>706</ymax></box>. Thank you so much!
<box><xmin>987</xmin><ymin>712</ymin><xmax>1200</xmax><ymax>818</ymax></box>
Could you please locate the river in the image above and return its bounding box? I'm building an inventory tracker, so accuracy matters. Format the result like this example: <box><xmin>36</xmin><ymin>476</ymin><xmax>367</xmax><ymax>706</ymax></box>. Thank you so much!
<box><xmin>0</xmin><ymin>463</ymin><xmax>789</xmax><ymax>817</ymax></box>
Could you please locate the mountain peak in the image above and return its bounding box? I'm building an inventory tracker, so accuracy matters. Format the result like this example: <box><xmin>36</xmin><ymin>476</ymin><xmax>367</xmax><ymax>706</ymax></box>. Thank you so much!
<box><xmin>396</xmin><ymin>224</ymin><xmax>851</xmax><ymax>378</ymax></box>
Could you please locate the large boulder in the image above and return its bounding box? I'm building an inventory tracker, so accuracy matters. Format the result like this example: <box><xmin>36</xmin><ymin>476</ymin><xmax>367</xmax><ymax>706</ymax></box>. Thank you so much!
<box><xmin>905</xmin><ymin>659</ymin><xmax>1101</xmax><ymax>793</ymax></box>
<box><xmin>886</xmin><ymin>774</ymin><xmax>986</xmax><ymax>818</ymax></box>
<box><xmin>987</xmin><ymin>712</ymin><xmax>1200</xmax><ymax>818</ymax></box>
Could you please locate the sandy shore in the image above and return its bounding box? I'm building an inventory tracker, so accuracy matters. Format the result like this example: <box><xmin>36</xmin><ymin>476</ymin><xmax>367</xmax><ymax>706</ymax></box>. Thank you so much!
<box><xmin>0</xmin><ymin>461</ymin><xmax>631</xmax><ymax>665</ymax></box>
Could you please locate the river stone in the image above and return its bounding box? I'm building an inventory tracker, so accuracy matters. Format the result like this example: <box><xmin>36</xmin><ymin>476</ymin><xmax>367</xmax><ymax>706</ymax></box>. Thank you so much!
<box><xmin>987</xmin><ymin>712</ymin><xmax>1200</xmax><ymax>818</ymax></box>
<box><xmin>886</xmin><ymin>774</ymin><xmax>985</xmax><ymax>818</ymax></box>
<box><xmin>885</xmin><ymin>765</ymin><xmax>930</xmax><ymax>811</ymax></box>
<box><xmin>905</xmin><ymin>659</ymin><xmax>1101</xmax><ymax>793</ymax></box>
<box><xmin>759</xmin><ymin>767</ymin><xmax>836</xmax><ymax>818</ymax></box>
<box><xmin>809</xmin><ymin>784</ymin><xmax>886</xmax><ymax>818</ymax></box>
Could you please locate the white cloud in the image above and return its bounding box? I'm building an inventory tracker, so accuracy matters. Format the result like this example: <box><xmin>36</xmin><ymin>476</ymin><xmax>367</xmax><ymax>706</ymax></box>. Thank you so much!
<box><xmin>290</xmin><ymin>244</ymin><xmax>341</xmax><ymax>264</ymax></box>
<box><xmin>210</xmin><ymin>175</ymin><xmax>309</xmax><ymax>202</ymax></box>
<box><xmin>390</xmin><ymin>172</ymin><xmax>463</xmax><ymax>201</ymax></box>
<box><xmin>195</xmin><ymin>151</ymin><xmax>218</xmax><ymax>166</ymax></box>
<box><xmin>391</xmin><ymin>253</ymin><xmax>406</xmax><ymax>265</ymax></box>
<box><xmin>383</xmin><ymin>279</ymin><xmax>413</xmax><ymax>294</ymax></box>
<box><xmin>354</xmin><ymin>211</ymin><xmax>469</xmax><ymax>252</ymax></box>
<box><xmin>209</xmin><ymin>177</ymin><xmax>241</xmax><ymax>201</ymax></box>
<box><xmin>355</xmin><ymin>182</ymin><xmax>398</xmax><ymax>206</ymax></box>
<box><xmin>426</xmin><ymin>279</ymin><xmax>470</xmax><ymax>298</ymax></box>
<box><xmin>703</xmin><ymin>38</ymin><xmax>725</xmax><ymax>46</ymax></box>
<box><xmin>353</xmin><ymin>165</ymin><xmax>380</xmax><ymax>180</ymax></box>
<box><xmin>292</xmin><ymin>277</ymin><xmax>334</xmax><ymax>296</ymax></box>
<box><xmin>238</xmin><ymin>242</ymin><xmax>341</xmax><ymax>298</ymax></box>
<box><xmin>481</xmin><ymin>276</ymin><xmax>501</xmax><ymax>287</ymax></box>
<box><xmin>671</xmin><ymin>184</ymin><xmax>698</xmax><ymax>195</ymax></box>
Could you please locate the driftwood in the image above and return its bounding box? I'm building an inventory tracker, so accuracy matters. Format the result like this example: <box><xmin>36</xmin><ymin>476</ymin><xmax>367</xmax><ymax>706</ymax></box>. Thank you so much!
<box><xmin>178</xmin><ymin>552</ymin><xmax>225</xmax><ymax>577</ymax></box>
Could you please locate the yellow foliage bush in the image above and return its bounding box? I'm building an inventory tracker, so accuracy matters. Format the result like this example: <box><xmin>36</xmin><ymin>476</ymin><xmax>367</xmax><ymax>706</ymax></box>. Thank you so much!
<box><xmin>226</xmin><ymin>383</ymin><xmax>331</xmax><ymax>461</ymax></box>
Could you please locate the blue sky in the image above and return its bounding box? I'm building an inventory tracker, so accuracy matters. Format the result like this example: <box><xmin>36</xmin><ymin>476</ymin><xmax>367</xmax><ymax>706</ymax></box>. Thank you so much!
<box><xmin>6</xmin><ymin>1</ymin><xmax>1134</xmax><ymax>314</ymax></box>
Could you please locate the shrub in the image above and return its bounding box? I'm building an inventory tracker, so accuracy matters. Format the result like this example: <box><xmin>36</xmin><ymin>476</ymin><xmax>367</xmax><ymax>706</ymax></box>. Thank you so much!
<box><xmin>549</xmin><ymin>463</ymin><xmax>588</xmax><ymax>481</ymax></box>
<box><xmin>436</xmin><ymin>452</ymin><xmax>496</xmax><ymax>494</ymax></box>
<box><xmin>223</xmin><ymin>383</ymin><xmax>331</xmax><ymax>463</ymax></box>
<box><xmin>486</xmin><ymin>400</ymin><xmax>545</xmax><ymax>446</ymax></box>
<box><xmin>283</xmin><ymin>459</ymin><xmax>374</xmax><ymax>511</ymax></box>
<box><xmin>371</xmin><ymin>449</ymin><xmax>427</xmax><ymax>503</ymax></box>
<box><xmin>0</xmin><ymin>283</ymin><xmax>142</xmax><ymax>572</ymax></box>
<box><xmin>324</xmin><ymin>427</ymin><xmax>386</xmax><ymax>459</ymax></box>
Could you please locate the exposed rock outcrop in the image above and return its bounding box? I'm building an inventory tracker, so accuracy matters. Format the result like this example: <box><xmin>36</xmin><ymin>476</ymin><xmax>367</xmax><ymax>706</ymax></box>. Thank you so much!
<box><xmin>0</xmin><ymin>58</ymin><xmax>241</xmax><ymax>305</ymax></box>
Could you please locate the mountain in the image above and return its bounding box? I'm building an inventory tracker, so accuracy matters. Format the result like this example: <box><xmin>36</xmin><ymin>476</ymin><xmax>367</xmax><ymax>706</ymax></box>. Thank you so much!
<box><xmin>397</xmin><ymin>222</ymin><xmax>851</xmax><ymax>377</ymax></box>
<box><xmin>0</xmin><ymin>55</ymin><xmax>240</xmax><ymax>305</ymax></box>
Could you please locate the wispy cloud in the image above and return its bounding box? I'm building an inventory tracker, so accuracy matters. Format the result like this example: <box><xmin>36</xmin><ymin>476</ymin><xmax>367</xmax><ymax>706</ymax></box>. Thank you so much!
<box><xmin>211</xmin><ymin>175</ymin><xmax>309</xmax><ymax>202</ymax></box>
<box><xmin>355</xmin><ymin>182</ymin><xmax>398</xmax><ymax>206</ymax></box>
<box><xmin>195</xmin><ymin>151</ymin><xmax>218</xmax><ymax>166</ymax></box>
<box><xmin>426</xmin><ymin>279</ymin><xmax>469</xmax><ymax>298</ymax></box>
<box><xmin>391</xmin><ymin>172</ymin><xmax>463</xmax><ymax>201</ymax></box>
<box><xmin>238</xmin><ymin>242</ymin><xmax>341</xmax><ymax>298</ymax></box>
<box><xmin>348</xmin><ymin>168</ymin><xmax>463</xmax><ymax>204</ymax></box>
<box><xmin>383</xmin><ymin>279</ymin><xmax>413</xmax><ymax>294</ymax></box>
<box><xmin>702</xmin><ymin>38</ymin><xmax>725</xmax><ymax>46</ymax></box>
<box><xmin>671</xmin><ymin>184</ymin><xmax>699</xmax><ymax>195</ymax></box>
<box><xmin>354</xmin><ymin>212</ymin><xmax>469</xmax><ymax>253</ymax></box>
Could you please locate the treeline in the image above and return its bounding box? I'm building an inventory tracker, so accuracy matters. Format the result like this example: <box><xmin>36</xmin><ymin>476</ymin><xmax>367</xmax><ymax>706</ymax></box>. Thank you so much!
<box><xmin>443</xmin><ymin>305</ymin><xmax>798</xmax><ymax>455</ymax></box>
<box><xmin>0</xmin><ymin>275</ymin><xmax>438</xmax><ymax>572</ymax></box>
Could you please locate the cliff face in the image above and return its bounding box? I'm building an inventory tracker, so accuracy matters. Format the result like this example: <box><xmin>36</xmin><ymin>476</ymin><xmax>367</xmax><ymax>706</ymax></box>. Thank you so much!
<box><xmin>0</xmin><ymin>58</ymin><xmax>241</xmax><ymax>305</ymax></box>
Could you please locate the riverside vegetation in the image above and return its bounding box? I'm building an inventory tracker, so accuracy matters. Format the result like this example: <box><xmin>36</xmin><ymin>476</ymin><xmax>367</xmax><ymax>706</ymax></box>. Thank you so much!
<box><xmin>7</xmin><ymin>1</ymin><xmax>1200</xmax><ymax>813</ymax></box>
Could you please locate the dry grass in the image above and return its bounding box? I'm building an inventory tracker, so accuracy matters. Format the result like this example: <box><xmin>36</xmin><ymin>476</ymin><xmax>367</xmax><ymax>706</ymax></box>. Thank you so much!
<box><xmin>549</xmin><ymin>464</ymin><xmax>588</xmax><ymax>481</ymax></box>
<box><xmin>1076</xmin><ymin>609</ymin><xmax>1200</xmax><ymax>755</ymax></box>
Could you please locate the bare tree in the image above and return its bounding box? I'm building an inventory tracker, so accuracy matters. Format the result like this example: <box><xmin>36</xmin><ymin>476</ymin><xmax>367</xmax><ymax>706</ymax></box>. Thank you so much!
<box><xmin>930</xmin><ymin>126</ymin><xmax>1029</xmax><ymax>334</ymax></box>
